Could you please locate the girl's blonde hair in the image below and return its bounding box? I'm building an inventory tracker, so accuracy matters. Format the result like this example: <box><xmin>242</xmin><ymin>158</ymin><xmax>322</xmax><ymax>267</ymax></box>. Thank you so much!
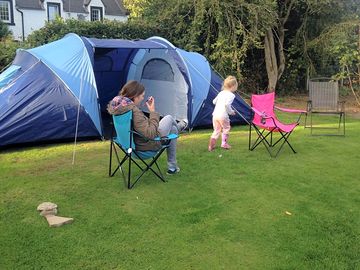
<box><xmin>223</xmin><ymin>75</ymin><xmax>238</xmax><ymax>90</ymax></box>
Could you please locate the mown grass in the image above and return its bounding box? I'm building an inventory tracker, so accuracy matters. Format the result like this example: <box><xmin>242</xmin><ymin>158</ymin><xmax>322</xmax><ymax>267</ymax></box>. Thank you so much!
<box><xmin>0</xmin><ymin>114</ymin><xmax>359</xmax><ymax>269</ymax></box>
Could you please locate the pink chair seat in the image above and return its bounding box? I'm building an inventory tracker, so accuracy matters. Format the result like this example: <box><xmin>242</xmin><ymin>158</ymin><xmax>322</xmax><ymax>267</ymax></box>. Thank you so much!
<box><xmin>252</xmin><ymin>117</ymin><xmax>298</xmax><ymax>133</ymax></box>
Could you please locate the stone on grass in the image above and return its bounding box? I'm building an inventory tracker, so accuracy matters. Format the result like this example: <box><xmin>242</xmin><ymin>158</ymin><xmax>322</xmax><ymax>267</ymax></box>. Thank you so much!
<box><xmin>37</xmin><ymin>202</ymin><xmax>57</xmax><ymax>212</ymax></box>
<box><xmin>45</xmin><ymin>215</ymin><xmax>74</xmax><ymax>227</ymax></box>
<box><xmin>39</xmin><ymin>208</ymin><xmax>58</xmax><ymax>216</ymax></box>
<box><xmin>37</xmin><ymin>202</ymin><xmax>73</xmax><ymax>228</ymax></box>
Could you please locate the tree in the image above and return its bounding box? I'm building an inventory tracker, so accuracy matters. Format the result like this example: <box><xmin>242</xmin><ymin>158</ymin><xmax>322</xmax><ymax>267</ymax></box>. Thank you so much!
<box><xmin>264</xmin><ymin>0</ymin><xmax>296</xmax><ymax>91</ymax></box>
<box><xmin>308</xmin><ymin>19</ymin><xmax>360</xmax><ymax>105</ymax></box>
<box><xmin>123</xmin><ymin>0</ymin><xmax>150</xmax><ymax>18</ymax></box>
<box><xmin>0</xmin><ymin>21</ymin><xmax>16</xmax><ymax>72</ymax></box>
<box><xmin>125</xmin><ymin>0</ymin><xmax>276</xmax><ymax>80</ymax></box>
<box><xmin>0</xmin><ymin>38</ymin><xmax>18</xmax><ymax>72</ymax></box>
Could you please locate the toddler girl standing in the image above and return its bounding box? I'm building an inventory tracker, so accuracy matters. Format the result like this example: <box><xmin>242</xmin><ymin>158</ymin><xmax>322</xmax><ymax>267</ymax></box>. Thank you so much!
<box><xmin>208</xmin><ymin>75</ymin><xmax>238</xmax><ymax>151</ymax></box>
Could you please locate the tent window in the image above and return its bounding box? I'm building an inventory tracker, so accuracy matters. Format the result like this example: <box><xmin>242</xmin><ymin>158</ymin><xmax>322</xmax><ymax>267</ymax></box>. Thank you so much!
<box><xmin>142</xmin><ymin>59</ymin><xmax>174</xmax><ymax>82</ymax></box>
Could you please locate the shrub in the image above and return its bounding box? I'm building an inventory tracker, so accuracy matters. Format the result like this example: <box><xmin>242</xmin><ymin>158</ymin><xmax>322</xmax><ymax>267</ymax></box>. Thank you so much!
<box><xmin>0</xmin><ymin>38</ymin><xmax>20</xmax><ymax>72</ymax></box>
<box><xmin>0</xmin><ymin>21</ymin><xmax>11</xmax><ymax>40</ymax></box>
<box><xmin>26</xmin><ymin>18</ymin><xmax>159</xmax><ymax>47</ymax></box>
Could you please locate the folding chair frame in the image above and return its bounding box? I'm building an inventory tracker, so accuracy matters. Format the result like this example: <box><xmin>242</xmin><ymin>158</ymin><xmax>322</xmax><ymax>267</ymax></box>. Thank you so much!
<box><xmin>109</xmin><ymin>138</ymin><xmax>169</xmax><ymax>189</ymax></box>
<box><xmin>248</xmin><ymin>93</ymin><xmax>305</xmax><ymax>158</ymax></box>
<box><xmin>108</xmin><ymin>114</ymin><xmax>176</xmax><ymax>189</ymax></box>
<box><xmin>248</xmin><ymin>117</ymin><xmax>298</xmax><ymax>158</ymax></box>
<box><xmin>304</xmin><ymin>101</ymin><xmax>345</xmax><ymax>136</ymax></box>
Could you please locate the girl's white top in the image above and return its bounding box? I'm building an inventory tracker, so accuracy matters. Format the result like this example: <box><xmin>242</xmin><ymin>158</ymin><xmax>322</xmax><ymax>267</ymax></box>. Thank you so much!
<box><xmin>212</xmin><ymin>90</ymin><xmax>235</xmax><ymax>120</ymax></box>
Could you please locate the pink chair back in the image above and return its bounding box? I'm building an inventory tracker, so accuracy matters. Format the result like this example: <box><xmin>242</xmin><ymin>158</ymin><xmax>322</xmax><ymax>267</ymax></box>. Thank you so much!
<box><xmin>251</xmin><ymin>92</ymin><xmax>275</xmax><ymax>126</ymax></box>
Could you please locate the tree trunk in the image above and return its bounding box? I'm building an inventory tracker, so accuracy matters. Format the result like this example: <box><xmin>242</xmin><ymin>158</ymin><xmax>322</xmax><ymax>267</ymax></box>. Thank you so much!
<box><xmin>264</xmin><ymin>29</ymin><xmax>278</xmax><ymax>92</ymax></box>
<box><xmin>277</xmin><ymin>24</ymin><xmax>286</xmax><ymax>81</ymax></box>
<box><xmin>263</xmin><ymin>0</ymin><xmax>294</xmax><ymax>93</ymax></box>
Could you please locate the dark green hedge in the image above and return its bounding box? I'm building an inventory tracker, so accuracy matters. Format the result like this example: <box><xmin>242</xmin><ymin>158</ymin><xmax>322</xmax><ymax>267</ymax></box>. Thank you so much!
<box><xmin>26</xmin><ymin>18</ymin><xmax>159</xmax><ymax>47</ymax></box>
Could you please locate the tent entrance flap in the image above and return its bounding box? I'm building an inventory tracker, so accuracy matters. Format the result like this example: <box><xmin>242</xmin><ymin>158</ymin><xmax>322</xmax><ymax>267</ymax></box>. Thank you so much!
<box><xmin>127</xmin><ymin>49</ymin><xmax>188</xmax><ymax>121</ymax></box>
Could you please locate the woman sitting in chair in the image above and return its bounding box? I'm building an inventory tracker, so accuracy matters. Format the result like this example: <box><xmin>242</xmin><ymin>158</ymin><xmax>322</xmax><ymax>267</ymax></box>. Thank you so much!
<box><xmin>107</xmin><ymin>80</ymin><xmax>187</xmax><ymax>175</ymax></box>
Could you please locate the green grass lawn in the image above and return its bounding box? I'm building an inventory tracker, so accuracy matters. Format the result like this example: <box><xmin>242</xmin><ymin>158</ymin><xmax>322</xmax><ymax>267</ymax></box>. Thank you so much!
<box><xmin>1</xmin><ymin>115</ymin><xmax>359</xmax><ymax>269</ymax></box>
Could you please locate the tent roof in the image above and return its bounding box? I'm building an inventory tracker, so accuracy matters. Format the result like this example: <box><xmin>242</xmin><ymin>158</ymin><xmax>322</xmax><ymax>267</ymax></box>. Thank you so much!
<box><xmin>85</xmin><ymin>37</ymin><xmax>169</xmax><ymax>49</ymax></box>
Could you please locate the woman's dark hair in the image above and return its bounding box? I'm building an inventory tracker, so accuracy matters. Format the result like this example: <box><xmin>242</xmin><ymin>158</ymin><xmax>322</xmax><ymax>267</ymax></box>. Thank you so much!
<box><xmin>119</xmin><ymin>80</ymin><xmax>145</xmax><ymax>101</ymax></box>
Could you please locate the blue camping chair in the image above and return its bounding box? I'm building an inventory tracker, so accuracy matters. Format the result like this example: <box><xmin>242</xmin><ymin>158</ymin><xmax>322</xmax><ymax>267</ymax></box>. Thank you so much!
<box><xmin>109</xmin><ymin>111</ymin><xmax>178</xmax><ymax>189</ymax></box>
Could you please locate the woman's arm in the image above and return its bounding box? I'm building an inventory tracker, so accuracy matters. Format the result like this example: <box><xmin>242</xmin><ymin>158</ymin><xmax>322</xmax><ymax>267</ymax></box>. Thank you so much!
<box><xmin>132</xmin><ymin>106</ymin><xmax>160</xmax><ymax>139</ymax></box>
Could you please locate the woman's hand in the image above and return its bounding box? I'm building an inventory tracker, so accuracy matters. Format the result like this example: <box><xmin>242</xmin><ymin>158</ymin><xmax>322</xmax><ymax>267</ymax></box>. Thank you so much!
<box><xmin>146</xmin><ymin>96</ymin><xmax>156</xmax><ymax>112</ymax></box>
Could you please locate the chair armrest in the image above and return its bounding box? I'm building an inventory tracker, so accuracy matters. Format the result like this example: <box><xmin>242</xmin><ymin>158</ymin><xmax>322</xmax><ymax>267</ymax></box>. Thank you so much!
<box><xmin>154</xmin><ymin>133</ymin><xmax>179</xmax><ymax>141</ymax></box>
<box><xmin>275</xmin><ymin>106</ymin><xmax>306</xmax><ymax>114</ymax></box>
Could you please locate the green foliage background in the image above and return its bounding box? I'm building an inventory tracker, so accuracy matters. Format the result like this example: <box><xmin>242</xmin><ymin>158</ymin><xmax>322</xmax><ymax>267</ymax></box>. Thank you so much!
<box><xmin>26</xmin><ymin>18</ymin><xmax>158</xmax><ymax>47</ymax></box>
<box><xmin>0</xmin><ymin>38</ymin><xmax>18</xmax><ymax>73</ymax></box>
<box><xmin>0</xmin><ymin>20</ymin><xmax>11</xmax><ymax>40</ymax></box>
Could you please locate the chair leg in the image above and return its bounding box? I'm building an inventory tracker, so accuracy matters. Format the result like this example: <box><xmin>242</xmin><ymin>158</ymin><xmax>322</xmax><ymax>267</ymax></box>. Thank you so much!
<box><xmin>153</xmin><ymin>160</ymin><xmax>165</xmax><ymax>182</ymax></box>
<box><xmin>125</xmin><ymin>148</ymin><xmax>169</xmax><ymax>189</ymax></box>
<box><xmin>109</xmin><ymin>142</ymin><xmax>135</xmax><ymax>189</ymax></box>
<box><xmin>248</xmin><ymin>124</ymin><xmax>252</xmax><ymax>150</ymax></box>
<box><xmin>304</xmin><ymin>112</ymin><xmax>310</xmax><ymax>128</ymax></box>
<box><xmin>308</xmin><ymin>112</ymin><xmax>345</xmax><ymax>136</ymax></box>
<box><xmin>128</xmin><ymin>153</ymin><xmax>132</xmax><ymax>189</ymax></box>
<box><xmin>126</xmin><ymin>157</ymin><xmax>149</xmax><ymax>189</ymax></box>
<box><xmin>134</xmin><ymin>149</ymin><xmax>167</xmax><ymax>182</ymax></box>
<box><xmin>249</xmin><ymin>126</ymin><xmax>274</xmax><ymax>157</ymax></box>
<box><xmin>275</xmin><ymin>131</ymin><xmax>296</xmax><ymax>157</ymax></box>
<box><xmin>251</xmin><ymin>128</ymin><xmax>273</xmax><ymax>150</ymax></box>
<box><xmin>129</xmin><ymin>161</ymin><xmax>165</xmax><ymax>189</ymax></box>
<box><xmin>249</xmin><ymin>125</ymin><xmax>263</xmax><ymax>150</ymax></box>
<box><xmin>109</xmin><ymin>142</ymin><xmax>122</xmax><ymax>177</ymax></box>
<box><xmin>109</xmin><ymin>140</ymin><xmax>113</xmax><ymax>177</ymax></box>
<box><xmin>110</xmin><ymin>144</ymin><xmax>170</xmax><ymax>189</ymax></box>
<box><xmin>340</xmin><ymin>112</ymin><xmax>345</xmax><ymax>136</ymax></box>
<box><xmin>249</xmin><ymin>126</ymin><xmax>297</xmax><ymax>158</ymax></box>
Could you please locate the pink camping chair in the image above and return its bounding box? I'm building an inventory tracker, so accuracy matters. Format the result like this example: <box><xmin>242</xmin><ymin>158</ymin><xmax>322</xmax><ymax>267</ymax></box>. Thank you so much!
<box><xmin>249</xmin><ymin>92</ymin><xmax>306</xmax><ymax>157</ymax></box>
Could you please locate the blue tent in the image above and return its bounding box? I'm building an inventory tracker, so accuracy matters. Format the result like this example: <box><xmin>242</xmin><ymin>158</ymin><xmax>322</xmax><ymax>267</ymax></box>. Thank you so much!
<box><xmin>0</xmin><ymin>33</ymin><xmax>253</xmax><ymax>147</ymax></box>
